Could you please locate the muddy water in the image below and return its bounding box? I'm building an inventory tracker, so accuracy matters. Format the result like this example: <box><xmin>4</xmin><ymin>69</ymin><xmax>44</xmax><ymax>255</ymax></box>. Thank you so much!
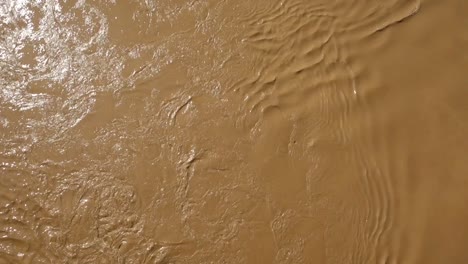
<box><xmin>1</xmin><ymin>0</ymin><xmax>467</xmax><ymax>263</ymax></box>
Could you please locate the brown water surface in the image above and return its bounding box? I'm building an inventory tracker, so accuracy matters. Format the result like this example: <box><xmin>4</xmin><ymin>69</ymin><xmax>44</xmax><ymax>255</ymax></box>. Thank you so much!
<box><xmin>1</xmin><ymin>0</ymin><xmax>467</xmax><ymax>263</ymax></box>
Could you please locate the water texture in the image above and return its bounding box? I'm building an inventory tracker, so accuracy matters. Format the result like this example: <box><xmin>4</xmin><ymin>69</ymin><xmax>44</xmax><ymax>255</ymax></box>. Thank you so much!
<box><xmin>0</xmin><ymin>0</ymin><xmax>467</xmax><ymax>263</ymax></box>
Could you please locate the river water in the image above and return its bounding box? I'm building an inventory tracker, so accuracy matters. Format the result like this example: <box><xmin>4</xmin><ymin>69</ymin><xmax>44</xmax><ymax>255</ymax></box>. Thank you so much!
<box><xmin>1</xmin><ymin>0</ymin><xmax>467</xmax><ymax>263</ymax></box>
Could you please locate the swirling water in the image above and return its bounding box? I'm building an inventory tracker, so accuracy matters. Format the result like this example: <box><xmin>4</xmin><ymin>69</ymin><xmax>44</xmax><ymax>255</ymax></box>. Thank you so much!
<box><xmin>1</xmin><ymin>0</ymin><xmax>467</xmax><ymax>263</ymax></box>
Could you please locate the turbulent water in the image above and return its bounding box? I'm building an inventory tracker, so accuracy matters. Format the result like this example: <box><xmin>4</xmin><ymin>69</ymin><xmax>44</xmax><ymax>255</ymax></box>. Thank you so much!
<box><xmin>1</xmin><ymin>0</ymin><xmax>467</xmax><ymax>263</ymax></box>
